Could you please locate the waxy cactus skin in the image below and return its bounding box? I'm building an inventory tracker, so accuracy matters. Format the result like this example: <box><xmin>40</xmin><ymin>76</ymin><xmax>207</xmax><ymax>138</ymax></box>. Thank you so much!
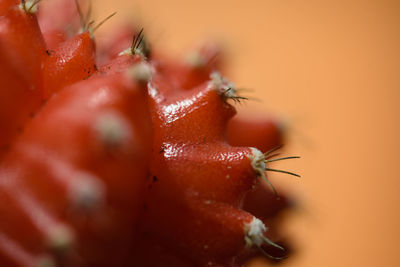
<box><xmin>0</xmin><ymin>0</ymin><xmax>297</xmax><ymax>266</ymax></box>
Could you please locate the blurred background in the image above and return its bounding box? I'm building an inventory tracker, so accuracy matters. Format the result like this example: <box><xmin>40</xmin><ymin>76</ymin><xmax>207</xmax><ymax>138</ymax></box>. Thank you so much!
<box><xmin>94</xmin><ymin>0</ymin><xmax>400</xmax><ymax>266</ymax></box>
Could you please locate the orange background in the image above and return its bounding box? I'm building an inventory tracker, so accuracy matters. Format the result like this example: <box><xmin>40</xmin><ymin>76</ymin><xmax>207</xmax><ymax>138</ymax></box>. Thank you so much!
<box><xmin>94</xmin><ymin>0</ymin><xmax>400</xmax><ymax>266</ymax></box>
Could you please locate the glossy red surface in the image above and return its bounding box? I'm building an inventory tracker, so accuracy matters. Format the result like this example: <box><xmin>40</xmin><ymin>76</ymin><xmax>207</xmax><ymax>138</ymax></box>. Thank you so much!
<box><xmin>0</xmin><ymin>1</ymin><xmax>290</xmax><ymax>265</ymax></box>
<box><xmin>43</xmin><ymin>32</ymin><xmax>96</xmax><ymax>99</ymax></box>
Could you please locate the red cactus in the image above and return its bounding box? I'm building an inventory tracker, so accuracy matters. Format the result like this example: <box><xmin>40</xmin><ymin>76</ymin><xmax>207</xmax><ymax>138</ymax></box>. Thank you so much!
<box><xmin>0</xmin><ymin>0</ymin><xmax>299</xmax><ymax>266</ymax></box>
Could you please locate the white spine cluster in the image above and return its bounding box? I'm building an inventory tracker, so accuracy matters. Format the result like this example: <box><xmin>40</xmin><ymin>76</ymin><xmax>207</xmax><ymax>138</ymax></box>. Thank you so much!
<box><xmin>209</xmin><ymin>71</ymin><xmax>236</xmax><ymax>97</ymax></box>
<box><xmin>19</xmin><ymin>0</ymin><xmax>38</xmax><ymax>14</ymax></box>
<box><xmin>46</xmin><ymin>224</ymin><xmax>75</xmax><ymax>253</ymax></box>
<box><xmin>94</xmin><ymin>111</ymin><xmax>132</xmax><ymax>148</ymax></box>
<box><xmin>129</xmin><ymin>62</ymin><xmax>153</xmax><ymax>83</ymax></box>
<box><xmin>186</xmin><ymin>51</ymin><xmax>207</xmax><ymax>68</ymax></box>
<box><xmin>244</xmin><ymin>217</ymin><xmax>286</xmax><ymax>260</ymax></box>
<box><xmin>247</xmin><ymin>147</ymin><xmax>266</xmax><ymax>176</ymax></box>
<box><xmin>244</xmin><ymin>217</ymin><xmax>267</xmax><ymax>247</ymax></box>
<box><xmin>68</xmin><ymin>172</ymin><xmax>105</xmax><ymax>211</ymax></box>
